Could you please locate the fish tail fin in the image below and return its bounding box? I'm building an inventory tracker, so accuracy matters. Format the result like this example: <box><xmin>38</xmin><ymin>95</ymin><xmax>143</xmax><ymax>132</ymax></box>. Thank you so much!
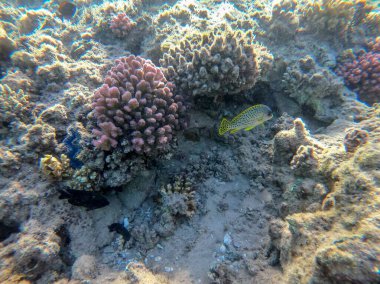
<box><xmin>218</xmin><ymin>118</ymin><xmax>230</xmax><ymax>136</ymax></box>
<box><xmin>58</xmin><ymin>189</ymin><xmax>70</xmax><ymax>200</ymax></box>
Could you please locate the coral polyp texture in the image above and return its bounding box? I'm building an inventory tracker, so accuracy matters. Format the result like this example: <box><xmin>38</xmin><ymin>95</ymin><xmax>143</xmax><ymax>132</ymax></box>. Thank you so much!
<box><xmin>0</xmin><ymin>84</ymin><xmax>33</xmax><ymax>125</ymax></box>
<box><xmin>91</xmin><ymin>55</ymin><xmax>186</xmax><ymax>154</ymax></box>
<box><xmin>300</xmin><ymin>0</ymin><xmax>375</xmax><ymax>38</ymax></box>
<box><xmin>109</xmin><ymin>13</ymin><xmax>135</xmax><ymax>38</ymax></box>
<box><xmin>268</xmin><ymin>0</ymin><xmax>299</xmax><ymax>41</ymax></box>
<box><xmin>336</xmin><ymin>37</ymin><xmax>380</xmax><ymax>105</ymax></box>
<box><xmin>159</xmin><ymin>27</ymin><xmax>273</xmax><ymax>101</ymax></box>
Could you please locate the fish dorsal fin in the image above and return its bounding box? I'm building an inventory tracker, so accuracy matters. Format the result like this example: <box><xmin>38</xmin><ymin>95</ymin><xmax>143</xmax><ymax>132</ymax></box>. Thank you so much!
<box><xmin>231</xmin><ymin>104</ymin><xmax>264</xmax><ymax>123</ymax></box>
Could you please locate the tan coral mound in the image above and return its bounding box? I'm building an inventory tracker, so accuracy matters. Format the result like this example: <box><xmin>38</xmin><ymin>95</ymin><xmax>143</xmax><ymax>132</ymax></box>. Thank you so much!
<box><xmin>160</xmin><ymin>25</ymin><xmax>272</xmax><ymax>100</ymax></box>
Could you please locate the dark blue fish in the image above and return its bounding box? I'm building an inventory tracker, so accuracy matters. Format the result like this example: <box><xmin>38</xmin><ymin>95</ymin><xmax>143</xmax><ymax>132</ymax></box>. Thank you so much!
<box><xmin>108</xmin><ymin>223</ymin><xmax>131</xmax><ymax>244</ymax></box>
<box><xmin>58</xmin><ymin>188</ymin><xmax>109</xmax><ymax>211</ymax></box>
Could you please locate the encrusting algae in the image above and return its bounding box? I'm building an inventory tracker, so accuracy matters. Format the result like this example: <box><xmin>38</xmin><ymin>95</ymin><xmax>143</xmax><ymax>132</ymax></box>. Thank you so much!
<box><xmin>218</xmin><ymin>104</ymin><xmax>273</xmax><ymax>135</ymax></box>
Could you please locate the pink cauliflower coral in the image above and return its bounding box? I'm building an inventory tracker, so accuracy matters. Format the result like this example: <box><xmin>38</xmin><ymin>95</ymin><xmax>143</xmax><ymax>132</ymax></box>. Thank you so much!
<box><xmin>91</xmin><ymin>55</ymin><xmax>187</xmax><ymax>154</ymax></box>
<box><xmin>336</xmin><ymin>37</ymin><xmax>380</xmax><ymax>105</ymax></box>
<box><xmin>110</xmin><ymin>13</ymin><xmax>135</xmax><ymax>38</ymax></box>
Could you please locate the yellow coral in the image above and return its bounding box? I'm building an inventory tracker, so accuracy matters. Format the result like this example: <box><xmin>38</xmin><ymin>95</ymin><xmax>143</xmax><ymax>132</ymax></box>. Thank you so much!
<box><xmin>40</xmin><ymin>154</ymin><xmax>72</xmax><ymax>180</ymax></box>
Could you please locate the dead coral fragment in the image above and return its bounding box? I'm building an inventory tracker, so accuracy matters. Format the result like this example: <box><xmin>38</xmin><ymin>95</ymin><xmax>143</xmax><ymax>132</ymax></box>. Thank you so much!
<box><xmin>40</xmin><ymin>154</ymin><xmax>72</xmax><ymax>180</ymax></box>
<box><xmin>160</xmin><ymin>175</ymin><xmax>196</xmax><ymax>218</ymax></box>
<box><xmin>343</xmin><ymin>128</ymin><xmax>369</xmax><ymax>153</ymax></box>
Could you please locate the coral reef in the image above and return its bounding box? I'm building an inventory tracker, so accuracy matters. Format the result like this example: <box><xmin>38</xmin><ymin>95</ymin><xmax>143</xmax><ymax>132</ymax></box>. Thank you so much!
<box><xmin>1</xmin><ymin>1</ymin><xmax>379</xmax><ymax>283</ymax></box>
<box><xmin>159</xmin><ymin>26</ymin><xmax>273</xmax><ymax>102</ymax></box>
<box><xmin>335</xmin><ymin>37</ymin><xmax>380</xmax><ymax>106</ymax></box>
<box><xmin>23</xmin><ymin>122</ymin><xmax>57</xmax><ymax>155</ymax></box>
<box><xmin>71</xmin><ymin>255</ymin><xmax>99</xmax><ymax>280</ymax></box>
<box><xmin>273</xmin><ymin>118</ymin><xmax>313</xmax><ymax>164</ymax></box>
<box><xmin>91</xmin><ymin>55</ymin><xmax>187</xmax><ymax>154</ymax></box>
<box><xmin>109</xmin><ymin>13</ymin><xmax>135</xmax><ymax>38</ymax></box>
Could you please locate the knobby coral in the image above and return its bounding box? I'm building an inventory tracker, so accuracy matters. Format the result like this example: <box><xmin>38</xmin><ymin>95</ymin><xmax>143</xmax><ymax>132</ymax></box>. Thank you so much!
<box><xmin>159</xmin><ymin>26</ymin><xmax>272</xmax><ymax>101</ymax></box>
<box><xmin>109</xmin><ymin>13</ymin><xmax>135</xmax><ymax>38</ymax></box>
<box><xmin>336</xmin><ymin>37</ymin><xmax>380</xmax><ymax>105</ymax></box>
<box><xmin>91</xmin><ymin>55</ymin><xmax>187</xmax><ymax>154</ymax></box>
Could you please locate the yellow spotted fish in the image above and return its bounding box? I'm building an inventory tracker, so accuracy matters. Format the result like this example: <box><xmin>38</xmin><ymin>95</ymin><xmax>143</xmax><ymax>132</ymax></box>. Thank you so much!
<box><xmin>218</xmin><ymin>104</ymin><xmax>273</xmax><ymax>136</ymax></box>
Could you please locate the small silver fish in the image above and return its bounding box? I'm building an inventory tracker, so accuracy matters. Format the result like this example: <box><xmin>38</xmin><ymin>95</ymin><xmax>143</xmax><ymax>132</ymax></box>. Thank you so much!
<box><xmin>218</xmin><ymin>104</ymin><xmax>273</xmax><ymax>136</ymax></box>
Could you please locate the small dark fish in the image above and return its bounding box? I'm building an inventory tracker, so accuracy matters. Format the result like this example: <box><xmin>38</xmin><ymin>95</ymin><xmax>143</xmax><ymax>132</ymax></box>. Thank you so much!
<box><xmin>58</xmin><ymin>188</ymin><xmax>109</xmax><ymax>211</ymax></box>
<box><xmin>108</xmin><ymin>223</ymin><xmax>131</xmax><ymax>244</ymax></box>
<box><xmin>58</xmin><ymin>1</ymin><xmax>77</xmax><ymax>20</ymax></box>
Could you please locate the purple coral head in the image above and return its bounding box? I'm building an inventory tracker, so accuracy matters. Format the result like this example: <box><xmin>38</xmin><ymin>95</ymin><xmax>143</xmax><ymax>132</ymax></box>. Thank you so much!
<box><xmin>336</xmin><ymin>38</ymin><xmax>380</xmax><ymax>105</ymax></box>
<box><xmin>110</xmin><ymin>13</ymin><xmax>135</xmax><ymax>38</ymax></box>
<box><xmin>91</xmin><ymin>55</ymin><xmax>187</xmax><ymax>154</ymax></box>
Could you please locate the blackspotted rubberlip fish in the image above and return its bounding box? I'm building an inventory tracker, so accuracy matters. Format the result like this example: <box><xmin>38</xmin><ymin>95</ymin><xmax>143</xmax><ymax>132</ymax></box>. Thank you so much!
<box><xmin>218</xmin><ymin>104</ymin><xmax>273</xmax><ymax>136</ymax></box>
<box><xmin>58</xmin><ymin>188</ymin><xmax>110</xmax><ymax>211</ymax></box>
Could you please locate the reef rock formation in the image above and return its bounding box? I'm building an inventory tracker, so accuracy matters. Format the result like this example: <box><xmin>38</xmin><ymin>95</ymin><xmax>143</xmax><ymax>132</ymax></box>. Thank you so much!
<box><xmin>269</xmin><ymin>105</ymin><xmax>380</xmax><ymax>283</ymax></box>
